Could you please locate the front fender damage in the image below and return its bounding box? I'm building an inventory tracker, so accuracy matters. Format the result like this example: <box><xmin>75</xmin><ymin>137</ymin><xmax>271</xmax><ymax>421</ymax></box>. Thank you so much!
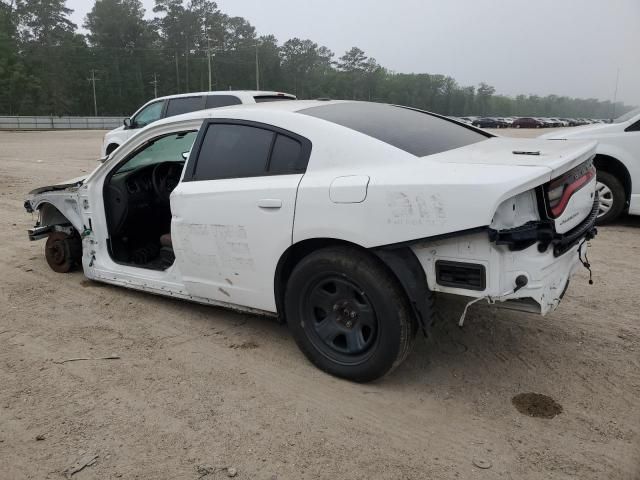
<box><xmin>24</xmin><ymin>185</ymin><xmax>85</xmax><ymax>240</ymax></box>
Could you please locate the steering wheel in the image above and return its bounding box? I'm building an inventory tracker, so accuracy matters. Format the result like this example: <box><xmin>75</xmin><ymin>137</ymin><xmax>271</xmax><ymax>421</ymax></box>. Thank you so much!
<box><xmin>151</xmin><ymin>162</ymin><xmax>182</xmax><ymax>205</ymax></box>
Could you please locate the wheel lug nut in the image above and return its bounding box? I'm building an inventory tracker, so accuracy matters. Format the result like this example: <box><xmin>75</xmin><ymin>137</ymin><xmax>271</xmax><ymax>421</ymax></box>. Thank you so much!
<box><xmin>345</xmin><ymin>321</ymin><xmax>353</xmax><ymax>328</ymax></box>
<box><xmin>333</xmin><ymin>305</ymin><xmax>339</xmax><ymax>311</ymax></box>
<box><xmin>350</xmin><ymin>312</ymin><xmax>356</xmax><ymax>319</ymax></box>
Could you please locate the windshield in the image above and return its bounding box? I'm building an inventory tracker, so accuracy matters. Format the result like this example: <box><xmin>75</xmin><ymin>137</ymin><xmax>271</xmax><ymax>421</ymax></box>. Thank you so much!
<box><xmin>132</xmin><ymin>101</ymin><xmax>164</xmax><ymax>128</ymax></box>
<box><xmin>115</xmin><ymin>131</ymin><xmax>197</xmax><ymax>174</ymax></box>
<box><xmin>613</xmin><ymin>107</ymin><xmax>640</xmax><ymax>124</ymax></box>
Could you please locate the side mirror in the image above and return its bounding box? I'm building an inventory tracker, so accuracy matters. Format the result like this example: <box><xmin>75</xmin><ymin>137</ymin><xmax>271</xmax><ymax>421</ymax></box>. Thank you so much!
<box><xmin>123</xmin><ymin>118</ymin><xmax>132</xmax><ymax>129</ymax></box>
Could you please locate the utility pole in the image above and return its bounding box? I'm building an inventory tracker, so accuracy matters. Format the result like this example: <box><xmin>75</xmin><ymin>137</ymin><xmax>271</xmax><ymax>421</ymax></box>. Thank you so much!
<box><xmin>87</xmin><ymin>69</ymin><xmax>99</xmax><ymax>116</ymax></box>
<box><xmin>207</xmin><ymin>36</ymin><xmax>213</xmax><ymax>91</ymax></box>
<box><xmin>255</xmin><ymin>43</ymin><xmax>260</xmax><ymax>90</ymax></box>
<box><xmin>151</xmin><ymin>73</ymin><xmax>159</xmax><ymax>98</ymax></box>
<box><xmin>175</xmin><ymin>50</ymin><xmax>180</xmax><ymax>93</ymax></box>
<box><xmin>185</xmin><ymin>40</ymin><xmax>189</xmax><ymax>92</ymax></box>
<box><xmin>612</xmin><ymin>67</ymin><xmax>620</xmax><ymax>120</ymax></box>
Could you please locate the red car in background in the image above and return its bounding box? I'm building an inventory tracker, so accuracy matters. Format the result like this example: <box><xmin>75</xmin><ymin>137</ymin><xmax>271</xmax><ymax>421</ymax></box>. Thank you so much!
<box><xmin>512</xmin><ymin>117</ymin><xmax>544</xmax><ymax>128</ymax></box>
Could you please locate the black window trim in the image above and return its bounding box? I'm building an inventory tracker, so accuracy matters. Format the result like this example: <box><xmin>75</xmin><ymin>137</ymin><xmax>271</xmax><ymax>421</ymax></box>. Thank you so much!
<box><xmin>183</xmin><ymin>118</ymin><xmax>313</xmax><ymax>182</ymax></box>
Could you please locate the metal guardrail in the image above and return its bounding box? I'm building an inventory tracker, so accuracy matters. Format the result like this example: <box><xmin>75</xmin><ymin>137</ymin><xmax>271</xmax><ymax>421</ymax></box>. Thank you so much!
<box><xmin>0</xmin><ymin>116</ymin><xmax>126</xmax><ymax>130</ymax></box>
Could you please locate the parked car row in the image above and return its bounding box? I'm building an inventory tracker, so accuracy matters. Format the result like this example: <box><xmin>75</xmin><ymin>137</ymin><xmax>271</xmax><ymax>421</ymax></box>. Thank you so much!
<box><xmin>455</xmin><ymin>116</ymin><xmax>610</xmax><ymax>129</ymax></box>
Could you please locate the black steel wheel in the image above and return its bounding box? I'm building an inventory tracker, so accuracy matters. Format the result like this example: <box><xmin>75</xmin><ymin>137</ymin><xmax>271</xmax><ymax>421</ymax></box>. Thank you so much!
<box><xmin>285</xmin><ymin>246</ymin><xmax>418</xmax><ymax>382</ymax></box>
<box><xmin>302</xmin><ymin>275</ymin><xmax>378</xmax><ymax>365</ymax></box>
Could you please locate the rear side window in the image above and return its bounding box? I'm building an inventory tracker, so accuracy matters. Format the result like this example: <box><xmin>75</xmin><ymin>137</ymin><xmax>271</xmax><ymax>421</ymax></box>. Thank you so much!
<box><xmin>187</xmin><ymin>122</ymin><xmax>312</xmax><ymax>181</ymax></box>
<box><xmin>254</xmin><ymin>95</ymin><xmax>295</xmax><ymax>103</ymax></box>
<box><xmin>166</xmin><ymin>96</ymin><xmax>204</xmax><ymax>117</ymax></box>
<box><xmin>193</xmin><ymin>124</ymin><xmax>274</xmax><ymax>180</ymax></box>
<box><xmin>300</xmin><ymin>102</ymin><xmax>488</xmax><ymax>157</ymax></box>
<box><xmin>205</xmin><ymin>95</ymin><xmax>242</xmax><ymax>109</ymax></box>
<box><xmin>269</xmin><ymin>135</ymin><xmax>304</xmax><ymax>173</ymax></box>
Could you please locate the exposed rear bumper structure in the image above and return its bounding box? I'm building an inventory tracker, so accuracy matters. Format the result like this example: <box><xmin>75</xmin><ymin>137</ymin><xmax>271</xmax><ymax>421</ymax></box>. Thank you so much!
<box><xmin>488</xmin><ymin>195</ymin><xmax>599</xmax><ymax>257</ymax></box>
<box><xmin>410</xmin><ymin>196</ymin><xmax>599</xmax><ymax>317</ymax></box>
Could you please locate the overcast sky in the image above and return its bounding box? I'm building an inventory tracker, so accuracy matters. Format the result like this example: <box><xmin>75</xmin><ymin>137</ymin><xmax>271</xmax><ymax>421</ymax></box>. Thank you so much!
<box><xmin>67</xmin><ymin>0</ymin><xmax>640</xmax><ymax>106</ymax></box>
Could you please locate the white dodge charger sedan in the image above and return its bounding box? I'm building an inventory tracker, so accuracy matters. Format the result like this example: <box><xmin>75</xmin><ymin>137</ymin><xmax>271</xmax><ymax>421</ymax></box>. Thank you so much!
<box><xmin>25</xmin><ymin>100</ymin><xmax>598</xmax><ymax>382</ymax></box>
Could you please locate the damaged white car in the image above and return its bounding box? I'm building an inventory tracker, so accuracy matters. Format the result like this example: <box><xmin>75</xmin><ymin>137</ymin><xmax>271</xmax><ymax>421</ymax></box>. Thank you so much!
<box><xmin>25</xmin><ymin>101</ymin><xmax>599</xmax><ymax>382</ymax></box>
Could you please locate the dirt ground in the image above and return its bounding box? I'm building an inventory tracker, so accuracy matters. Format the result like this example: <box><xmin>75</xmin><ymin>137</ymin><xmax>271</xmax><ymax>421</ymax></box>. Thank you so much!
<box><xmin>1</xmin><ymin>129</ymin><xmax>639</xmax><ymax>480</ymax></box>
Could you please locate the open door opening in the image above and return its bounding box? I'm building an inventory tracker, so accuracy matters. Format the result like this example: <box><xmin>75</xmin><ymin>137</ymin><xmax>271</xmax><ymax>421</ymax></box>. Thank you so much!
<box><xmin>103</xmin><ymin>131</ymin><xmax>197</xmax><ymax>270</ymax></box>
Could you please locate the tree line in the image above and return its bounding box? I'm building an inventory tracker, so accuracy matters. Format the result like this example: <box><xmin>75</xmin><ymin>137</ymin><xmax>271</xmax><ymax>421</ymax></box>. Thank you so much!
<box><xmin>0</xmin><ymin>0</ymin><xmax>634</xmax><ymax>119</ymax></box>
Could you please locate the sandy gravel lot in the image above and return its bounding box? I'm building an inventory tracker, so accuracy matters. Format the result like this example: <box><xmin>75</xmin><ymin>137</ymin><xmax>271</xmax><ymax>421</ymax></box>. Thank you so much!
<box><xmin>1</xmin><ymin>129</ymin><xmax>639</xmax><ymax>480</ymax></box>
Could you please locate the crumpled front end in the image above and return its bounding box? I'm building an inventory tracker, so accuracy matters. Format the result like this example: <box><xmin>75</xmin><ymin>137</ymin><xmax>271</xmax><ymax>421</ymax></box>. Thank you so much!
<box><xmin>24</xmin><ymin>181</ymin><xmax>86</xmax><ymax>240</ymax></box>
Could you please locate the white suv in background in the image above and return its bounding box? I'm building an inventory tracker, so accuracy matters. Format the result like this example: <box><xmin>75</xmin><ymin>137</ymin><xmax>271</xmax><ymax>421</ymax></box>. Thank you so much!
<box><xmin>541</xmin><ymin>107</ymin><xmax>640</xmax><ymax>223</ymax></box>
<box><xmin>101</xmin><ymin>90</ymin><xmax>296</xmax><ymax>156</ymax></box>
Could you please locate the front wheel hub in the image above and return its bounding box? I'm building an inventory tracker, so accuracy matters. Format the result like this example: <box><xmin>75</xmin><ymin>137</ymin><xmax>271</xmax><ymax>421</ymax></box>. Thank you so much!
<box><xmin>44</xmin><ymin>231</ymin><xmax>80</xmax><ymax>273</ymax></box>
<box><xmin>302</xmin><ymin>276</ymin><xmax>379</xmax><ymax>363</ymax></box>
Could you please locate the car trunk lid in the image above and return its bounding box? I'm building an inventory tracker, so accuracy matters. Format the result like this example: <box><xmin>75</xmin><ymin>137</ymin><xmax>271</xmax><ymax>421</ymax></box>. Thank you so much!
<box><xmin>431</xmin><ymin>137</ymin><xmax>598</xmax><ymax>234</ymax></box>
<box><xmin>431</xmin><ymin>137</ymin><xmax>597</xmax><ymax>178</ymax></box>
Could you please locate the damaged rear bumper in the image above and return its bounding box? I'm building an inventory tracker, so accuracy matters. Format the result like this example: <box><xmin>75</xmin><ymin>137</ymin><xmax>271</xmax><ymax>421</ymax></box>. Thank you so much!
<box><xmin>411</xmin><ymin>197</ymin><xmax>599</xmax><ymax>316</ymax></box>
<box><xmin>488</xmin><ymin>194</ymin><xmax>599</xmax><ymax>257</ymax></box>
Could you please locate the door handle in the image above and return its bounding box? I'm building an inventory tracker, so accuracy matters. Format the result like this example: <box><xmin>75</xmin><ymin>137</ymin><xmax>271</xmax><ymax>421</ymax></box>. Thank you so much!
<box><xmin>257</xmin><ymin>198</ymin><xmax>282</xmax><ymax>209</ymax></box>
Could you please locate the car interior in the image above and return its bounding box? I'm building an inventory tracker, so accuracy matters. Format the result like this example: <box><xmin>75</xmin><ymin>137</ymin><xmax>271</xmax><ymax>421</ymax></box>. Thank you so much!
<box><xmin>103</xmin><ymin>131</ymin><xmax>197</xmax><ymax>270</ymax></box>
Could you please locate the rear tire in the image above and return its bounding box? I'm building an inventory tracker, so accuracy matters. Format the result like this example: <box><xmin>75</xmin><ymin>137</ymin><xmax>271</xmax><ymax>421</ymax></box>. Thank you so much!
<box><xmin>284</xmin><ymin>246</ymin><xmax>417</xmax><ymax>382</ymax></box>
<box><xmin>595</xmin><ymin>171</ymin><xmax>626</xmax><ymax>224</ymax></box>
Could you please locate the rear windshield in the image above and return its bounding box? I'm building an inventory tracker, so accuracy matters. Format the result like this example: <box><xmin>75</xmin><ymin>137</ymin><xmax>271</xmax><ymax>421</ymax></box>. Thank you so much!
<box><xmin>254</xmin><ymin>95</ymin><xmax>295</xmax><ymax>103</ymax></box>
<box><xmin>613</xmin><ymin>107</ymin><xmax>640</xmax><ymax>124</ymax></box>
<box><xmin>299</xmin><ymin>102</ymin><xmax>488</xmax><ymax>157</ymax></box>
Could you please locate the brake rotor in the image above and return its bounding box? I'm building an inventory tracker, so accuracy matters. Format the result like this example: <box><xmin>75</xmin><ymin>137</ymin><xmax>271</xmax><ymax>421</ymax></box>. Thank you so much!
<box><xmin>45</xmin><ymin>231</ymin><xmax>76</xmax><ymax>273</ymax></box>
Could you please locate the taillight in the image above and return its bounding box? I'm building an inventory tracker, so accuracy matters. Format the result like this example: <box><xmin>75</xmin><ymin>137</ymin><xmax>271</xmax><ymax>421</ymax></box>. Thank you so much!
<box><xmin>545</xmin><ymin>160</ymin><xmax>595</xmax><ymax>218</ymax></box>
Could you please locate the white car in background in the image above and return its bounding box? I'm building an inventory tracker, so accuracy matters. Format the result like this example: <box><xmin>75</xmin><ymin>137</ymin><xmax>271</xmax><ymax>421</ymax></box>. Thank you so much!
<box><xmin>101</xmin><ymin>90</ymin><xmax>296</xmax><ymax>156</ymax></box>
<box><xmin>26</xmin><ymin>101</ymin><xmax>598</xmax><ymax>382</ymax></box>
<box><xmin>541</xmin><ymin>107</ymin><xmax>640</xmax><ymax>223</ymax></box>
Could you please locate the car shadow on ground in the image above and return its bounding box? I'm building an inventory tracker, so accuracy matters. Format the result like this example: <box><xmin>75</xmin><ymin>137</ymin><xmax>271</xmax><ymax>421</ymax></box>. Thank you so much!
<box><xmin>75</xmin><ymin>218</ymin><xmax>630</xmax><ymax>393</ymax></box>
<box><xmin>611</xmin><ymin>213</ymin><xmax>640</xmax><ymax>228</ymax></box>
<box><xmin>104</xmin><ymin>277</ymin><xmax>584</xmax><ymax>393</ymax></box>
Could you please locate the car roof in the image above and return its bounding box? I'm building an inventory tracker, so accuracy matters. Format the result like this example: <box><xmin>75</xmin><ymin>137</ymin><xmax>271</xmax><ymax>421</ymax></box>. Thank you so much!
<box><xmin>145</xmin><ymin>100</ymin><xmax>491</xmax><ymax>159</ymax></box>
<box><xmin>151</xmin><ymin>99</ymin><xmax>348</xmax><ymax>125</ymax></box>
<box><xmin>152</xmin><ymin>90</ymin><xmax>296</xmax><ymax>102</ymax></box>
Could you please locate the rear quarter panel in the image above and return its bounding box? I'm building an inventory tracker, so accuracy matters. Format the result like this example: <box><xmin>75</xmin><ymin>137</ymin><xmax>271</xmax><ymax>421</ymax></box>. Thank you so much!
<box><xmin>293</xmin><ymin>150</ymin><xmax>551</xmax><ymax>247</ymax></box>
